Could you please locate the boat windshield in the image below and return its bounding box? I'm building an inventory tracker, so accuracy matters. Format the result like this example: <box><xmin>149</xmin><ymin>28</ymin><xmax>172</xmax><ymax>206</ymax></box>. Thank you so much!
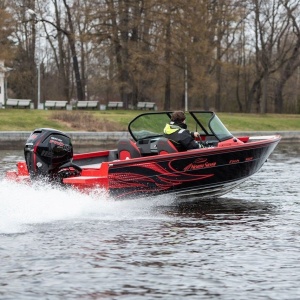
<box><xmin>191</xmin><ymin>112</ymin><xmax>233</xmax><ymax>141</ymax></box>
<box><xmin>128</xmin><ymin>112</ymin><xmax>171</xmax><ymax>141</ymax></box>
<box><xmin>128</xmin><ymin>111</ymin><xmax>233</xmax><ymax>142</ymax></box>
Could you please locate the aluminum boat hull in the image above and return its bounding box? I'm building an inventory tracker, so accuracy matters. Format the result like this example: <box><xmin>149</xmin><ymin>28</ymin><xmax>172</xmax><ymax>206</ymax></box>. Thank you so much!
<box><xmin>104</xmin><ymin>136</ymin><xmax>280</xmax><ymax>199</ymax></box>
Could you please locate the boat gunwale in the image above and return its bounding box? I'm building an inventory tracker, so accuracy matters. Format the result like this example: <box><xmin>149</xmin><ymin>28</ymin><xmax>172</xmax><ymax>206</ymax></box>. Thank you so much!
<box><xmin>106</xmin><ymin>135</ymin><xmax>281</xmax><ymax>167</ymax></box>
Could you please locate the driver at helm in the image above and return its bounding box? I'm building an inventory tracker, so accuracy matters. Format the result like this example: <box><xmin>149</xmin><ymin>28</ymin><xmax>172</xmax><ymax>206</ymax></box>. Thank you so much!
<box><xmin>163</xmin><ymin>111</ymin><xmax>202</xmax><ymax>151</ymax></box>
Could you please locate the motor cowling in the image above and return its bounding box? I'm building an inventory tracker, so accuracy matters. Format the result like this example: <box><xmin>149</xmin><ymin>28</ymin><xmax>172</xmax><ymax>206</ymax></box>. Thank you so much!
<box><xmin>24</xmin><ymin>128</ymin><xmax>78</xmax><ymax>181</ymax></box>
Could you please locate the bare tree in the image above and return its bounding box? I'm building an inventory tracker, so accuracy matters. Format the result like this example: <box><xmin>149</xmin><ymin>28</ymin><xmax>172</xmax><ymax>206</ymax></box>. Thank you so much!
<box><xmin>246</xmin><ymin>0</ymin><xmax>297</xmax><ymax>113</ymax></box>
<box><xmin>273</xmin><ymin>0</ymin><xmax>300</xmax><ymax>113</ymax></box>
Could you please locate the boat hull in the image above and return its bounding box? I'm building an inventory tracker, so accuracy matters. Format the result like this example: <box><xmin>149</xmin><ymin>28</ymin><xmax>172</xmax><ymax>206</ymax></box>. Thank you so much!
<box><xmin>107</xmin><ymin>137</ymin><xmax>280</xmax><ymax>199</ymax></box>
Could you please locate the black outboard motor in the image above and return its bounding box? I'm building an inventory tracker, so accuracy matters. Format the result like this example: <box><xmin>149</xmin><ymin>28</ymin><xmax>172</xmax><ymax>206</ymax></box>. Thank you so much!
<box><xmin>24</xmin><ymin>128</ymin><xmax>81</xmax><ymax>182</ymax></box>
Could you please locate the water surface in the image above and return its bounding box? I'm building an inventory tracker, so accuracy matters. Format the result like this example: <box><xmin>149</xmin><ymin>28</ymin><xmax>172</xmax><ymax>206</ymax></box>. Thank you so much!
<box><xmin>0</xmin><ymin>143</ymin><xmax>299</xmax><ymax>299</ymax></box>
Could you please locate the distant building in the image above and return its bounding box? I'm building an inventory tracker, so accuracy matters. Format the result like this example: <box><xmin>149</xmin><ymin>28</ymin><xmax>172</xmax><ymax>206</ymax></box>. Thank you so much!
<box><xmin>0</xmin><ymin>60</ymin><xmax>12</xmax><ymax>107</ymax></box>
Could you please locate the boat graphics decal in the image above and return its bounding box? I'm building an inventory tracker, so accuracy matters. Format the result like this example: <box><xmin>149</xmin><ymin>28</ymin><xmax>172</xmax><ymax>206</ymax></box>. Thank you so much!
<box><xmin>183</xmin><ymin>158</ymin><xmax>217</xmax><ymax>171</ymax></box>
<box><xmin>108</xmin><ymin>160</ymin><xmax>214</xmax><ymax>198</ymax></box>
<box><xmin>107</xmin><ymin>141</ymin><xmax>280</xmax><ymax>199</ymax></box>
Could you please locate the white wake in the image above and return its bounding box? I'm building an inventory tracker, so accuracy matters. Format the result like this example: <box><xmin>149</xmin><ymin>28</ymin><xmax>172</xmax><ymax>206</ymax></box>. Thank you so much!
<box><xmin>0</xmin><ymin>179</ymin><xmax>173</xmax><ymax>234</ymax></box>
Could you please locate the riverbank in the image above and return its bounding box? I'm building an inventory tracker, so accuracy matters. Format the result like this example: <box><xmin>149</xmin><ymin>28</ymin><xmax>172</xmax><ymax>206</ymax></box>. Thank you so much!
<box><xmin>1</xmin><ymin>110</ymin><xmax>300</xmax><ymax>132</ymax></box>
<box><xmin>0</xmin><ymin>130</ymin><xmax>299</xmax><ymax>149</ymax></box>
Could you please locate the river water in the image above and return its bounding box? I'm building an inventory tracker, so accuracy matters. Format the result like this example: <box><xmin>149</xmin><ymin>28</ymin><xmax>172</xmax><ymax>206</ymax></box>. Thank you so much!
<box><xmin>0</xmin><ymin>142</ymin><xmax>299</xmax><ymax>299</ymax></box>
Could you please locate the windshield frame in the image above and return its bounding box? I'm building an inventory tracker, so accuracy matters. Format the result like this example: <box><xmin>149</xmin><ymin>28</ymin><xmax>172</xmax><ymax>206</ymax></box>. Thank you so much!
<box><xmin>128</xmin><ymin>111</ymin><xmax>233</xmax><ymax>142</ymax></box>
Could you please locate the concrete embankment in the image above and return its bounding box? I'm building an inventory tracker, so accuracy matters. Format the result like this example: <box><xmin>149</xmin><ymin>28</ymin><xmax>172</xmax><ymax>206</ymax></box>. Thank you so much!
<box><xmin>0</xmin><ymin>131</ymin><xmax>299</xmax><ymax>149</ymax></box>
<box><xmin>0</xmin><ymin>131</ymin><xmax>131</xmax><ymax>149</ymax></box>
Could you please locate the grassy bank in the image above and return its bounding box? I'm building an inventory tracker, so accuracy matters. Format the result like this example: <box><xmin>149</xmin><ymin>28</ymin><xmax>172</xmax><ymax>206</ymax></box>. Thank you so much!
<box><xmin>0</xmin><ymin>109</ymin><xmax>299</xmax><ymax>132</ymax></box>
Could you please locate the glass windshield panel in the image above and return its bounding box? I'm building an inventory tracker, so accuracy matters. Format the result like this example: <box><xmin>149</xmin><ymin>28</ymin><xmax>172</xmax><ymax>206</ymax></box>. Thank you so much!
<box><xmin>183</xmin><ymin>113</ymin><xmax>202</xmax><ymax>135</ymax></box>
<box><xmin>209</xmin><ymin>115</ymin><xmax>233</xmax><ymax>141</ymax></box>
<box><xmin>129</xmin><ymin>113</ymin><xmax>170</xmax><ymax>140</ymax></box>
<box><xmin>192</xmin><ymin>112</ymin><xmax>214</xmax><ymax>134</ymax></box>
<box><xmin>192</xmin><ymin>112</ymin><xmax>232</xmax><ymax>140</ymax></box>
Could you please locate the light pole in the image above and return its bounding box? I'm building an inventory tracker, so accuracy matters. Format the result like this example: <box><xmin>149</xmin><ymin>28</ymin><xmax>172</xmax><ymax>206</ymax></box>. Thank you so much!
<box><xmin>184</xmin><ymin>55</ymin><xmax>188</xmax><ymax>112</ymax></box>
<box><xmin>27</xmin><ymin>9</ymin><xmax>41</xmax><ymax>109</ymax></box>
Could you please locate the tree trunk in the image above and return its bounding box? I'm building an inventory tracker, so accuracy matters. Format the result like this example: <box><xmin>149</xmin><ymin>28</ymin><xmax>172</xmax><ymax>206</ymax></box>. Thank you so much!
<box><xmin>246</xmin><ymin>77</ymin><xmax>262</xmax><ymax>113</ymax></box>
<box><xmin>53</xmin><ymin>0</ymin><xmax>69</xmax><ymax>100</ymax></box>
<box><xmin>62</xmin><ymin>0</ymin><xmax>84</xmax><ymax>101</ymax></box>
<box><xmin>261</xmin><ymin>73</ymin><xmax>268</xmax><ymax>113</ymax></box>
<box><xmin>164</xmin><ymin>7</ymin><xmax>171</xmax><ymax>111</ymax></box>
<box><xmin>235</xmin><ymin>66</ymin><xmax>243</xmax><ymax>112</ymax></box>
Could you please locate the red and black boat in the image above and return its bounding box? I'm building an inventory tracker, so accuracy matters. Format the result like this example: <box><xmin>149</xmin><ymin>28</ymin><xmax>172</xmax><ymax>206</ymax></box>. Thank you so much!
<box><xmin>6</xmin><ymin>111</ymin><xmax>281</xmax><ymax>200</ymax></box>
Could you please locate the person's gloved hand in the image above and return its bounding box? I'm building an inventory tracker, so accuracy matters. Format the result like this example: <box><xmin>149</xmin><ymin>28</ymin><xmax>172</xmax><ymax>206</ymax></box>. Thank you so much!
<box><xmin>193</xmin><ymin>132</ymin><xmax>200</xmax><ymax>138</ymax></box>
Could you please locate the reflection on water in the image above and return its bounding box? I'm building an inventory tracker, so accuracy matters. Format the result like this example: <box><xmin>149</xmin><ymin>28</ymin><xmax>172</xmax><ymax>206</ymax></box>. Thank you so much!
<box><xmin>163</xmin><ymin>197</ymin><xmax>276</xmax><ymax>219</ymax></box>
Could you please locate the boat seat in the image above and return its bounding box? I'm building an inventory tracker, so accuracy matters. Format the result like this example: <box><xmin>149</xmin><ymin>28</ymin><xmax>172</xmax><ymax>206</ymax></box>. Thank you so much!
<box><xmin>117</xmin><ymin>138</ymin><xmax>141</xmax><ymax>160</ymax></box>
<box><xmin>157</xmin><ymin>137</ymin><xmax>178</xmax><ymax>155</ymax></box>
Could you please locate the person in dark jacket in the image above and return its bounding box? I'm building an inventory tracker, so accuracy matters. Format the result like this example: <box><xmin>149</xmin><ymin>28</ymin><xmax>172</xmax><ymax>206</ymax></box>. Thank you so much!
<box><xmin>163</xmin><ymin>111</ymin><xmax>202</xmax><ymax>151</ymax></box>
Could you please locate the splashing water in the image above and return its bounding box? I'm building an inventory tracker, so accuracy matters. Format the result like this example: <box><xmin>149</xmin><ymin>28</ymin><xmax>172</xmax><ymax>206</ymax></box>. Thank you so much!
<box><xmin>0</xmin><ymin>178</ymin><xmax>174</xmax><ymax>234</ymax></box>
